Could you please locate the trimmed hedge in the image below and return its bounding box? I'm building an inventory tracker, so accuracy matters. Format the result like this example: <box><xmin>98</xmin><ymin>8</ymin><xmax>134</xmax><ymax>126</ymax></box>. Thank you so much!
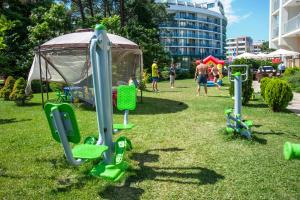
<box><xmin>0</xmin><ymin>76</ymin><xmax>15</xmax><ymax>100</ymax></box>
<box><xmin>265</xmin><ymin>79</ymin><xmax>293</xmax><ymax>112</ymax></box>
<box><xmin>9</xmin><ymin>77</ymin><xmax>33</xmax><ymax>105</ymax></box>
<box><xmin>260</xmin><ymin>77</ymin><xmax>272</xmax><ymax>99</ymax></box>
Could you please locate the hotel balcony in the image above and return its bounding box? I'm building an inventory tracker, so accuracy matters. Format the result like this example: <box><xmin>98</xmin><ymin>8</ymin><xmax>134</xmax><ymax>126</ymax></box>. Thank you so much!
<box><xmin>272</xmin><ymin>0</ymin><xmax>280</xmax><ymax>13</ymax></box>
<box><xmin>160</xmin><ymin>33</ymin><xmax>221</xmax><ymax>40</ymax></box>
<box><xmin>283</xmin><ymin>13</ymin><xmax>300</xmax><ymax>35</ymax></box>
<box><xmin>174</xmin><ymin>16</ymin><xmax>221</xmax><ymax>25</ymax></box>
<box><xmin>159</xmin><ymin>23</ymin><xmax>221</xmax><ymax>33</ymax></box>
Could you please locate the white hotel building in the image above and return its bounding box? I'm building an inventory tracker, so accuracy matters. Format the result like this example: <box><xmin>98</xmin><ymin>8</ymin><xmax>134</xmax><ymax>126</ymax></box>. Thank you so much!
<box><xmin>269</xmin><ymin>0</ymin><xmax>300</xmax><ymax>53</ymax></box>
<box><xmin>156</xmin><ymin>0</ymin><xmax>227</xmax><ymax>67</ymax></box>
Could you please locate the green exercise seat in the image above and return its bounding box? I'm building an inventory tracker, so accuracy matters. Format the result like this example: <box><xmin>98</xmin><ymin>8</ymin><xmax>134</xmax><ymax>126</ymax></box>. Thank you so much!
<box><xmin>113</xmin><ymin>85</ymin><xmax>136</xmax><ymax>130</ymax></box>
<box><xmin>44</xmin><ymin>103</ymin><xmax>108</xmax><ymax>160</ymax></box>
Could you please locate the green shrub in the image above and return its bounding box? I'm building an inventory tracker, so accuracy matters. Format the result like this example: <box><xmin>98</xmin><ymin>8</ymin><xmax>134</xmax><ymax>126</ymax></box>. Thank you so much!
<box><xmin>283</xmin><ymin>67</ymin><xmax>300</xmax><ymax>76</ymax></box>
<box><xmin>281</xmin><ymin>68</ymin><xmax>300</xmax><ymax>93</ymax></box>
<box><xmin>229</xmin><ymin>61</ymin><xmax>253</xmax><ymax>105</ymax></box>
<box><xmin>160</xmin><ymin>71</ymin><xmax>169</xmax><ymax>81</ymax></box>
<box><xmin>9</xmin><ymin>77</ymin><xmax>33</xmax><ymax>105</ymax></box>
<box><xmin>143</xmin><ymin>70</ymin><xmax>151</xmax><ymax>83</ymax></box>
<box><xmin>0</xmin><ymin>76</ymin><xmax>15</xmax><ymax>100</ymax></box>
<box><xmin>176</xmin><ymin>69</ymin><xmax>192</xmax><ymax>80</ymax></box>
<box><xmin>260</xmin><ymin>77</ymin><xmax>272</xmax><ymax>99</ymax></box>
<box><xmin>49</xmin><ymin>82</ymin><xmax>66</xmax><ymax>92</ymax></box>
<box><xmin>31</xmin><ymin>80</ymin><xmax>48</xmax><ymax>93</ymax></box>
<box><xmin>265</xmin><ymin>79</ymin><xmax>293</xmax><ymax>112</ymax></box>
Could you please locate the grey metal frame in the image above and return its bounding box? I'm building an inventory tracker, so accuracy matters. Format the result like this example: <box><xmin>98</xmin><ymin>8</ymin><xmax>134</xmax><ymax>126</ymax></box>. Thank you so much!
<box><xmin>90</xmin><ymin>27</ymin><xmax>114</xmax><ymax>164</ymax></box>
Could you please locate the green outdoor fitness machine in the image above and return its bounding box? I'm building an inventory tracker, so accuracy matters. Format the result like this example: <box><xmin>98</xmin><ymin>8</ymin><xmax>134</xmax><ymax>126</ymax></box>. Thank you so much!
<box><xmin>44</xmin><ymin>24</ymin><xmax>132</xmax><ymax>181</ymax></box>
<box><xmin>225</xmin><ymin>65</ymin><xmax>253</xmax><ymax>139</ymax></box>
<box><xmin>284</xmin><ymin>142</ymin><xmax>300</xmax><ymax>160</ymax></box>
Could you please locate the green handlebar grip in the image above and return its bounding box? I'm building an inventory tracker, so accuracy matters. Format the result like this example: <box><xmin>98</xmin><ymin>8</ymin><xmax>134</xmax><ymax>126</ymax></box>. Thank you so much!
<box><xmin>284</xmin><ymin>142</ymin><xmax>300</xmax><ymax>160</ymax></box>
<box><xmin>233</xmin><ymin>72</ymin><xmax>241</xmax><ymax>77</ymax></box>
<box><xmin>95</xmin><ymin>24</ymin><xmax>106</xmax><ymax>30</ymax></box>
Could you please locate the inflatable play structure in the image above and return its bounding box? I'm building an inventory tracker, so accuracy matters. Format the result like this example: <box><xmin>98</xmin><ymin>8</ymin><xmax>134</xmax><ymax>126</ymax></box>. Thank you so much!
<box><xmin>284</xmin><ymin>142</ymin><xmax>300</xmax><ymax>160</ymax></box>
<box><xmin>44</xmin><ymin>24</ymin><xmax>133</xmax><ymax>182</ymax></box>
<box><xmin>203</xmin><ymin>55</ymin><xmax>225</xmax><ymax>87</ymax></box>
<box><xmin>225</xmin><ymin>65</ymin><xmax>253</xmax><ymax>139</ymax></box>
<box><xmin>25</xmin><ymin>28</ymin><xmax>143</xmax><ymax>107</ymax></box>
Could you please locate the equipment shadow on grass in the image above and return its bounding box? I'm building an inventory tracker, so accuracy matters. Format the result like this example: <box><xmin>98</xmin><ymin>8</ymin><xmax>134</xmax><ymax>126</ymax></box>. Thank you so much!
<box><xmin>0</xmin><ymin>118</ymin><xmax>32</xmax><ymax>125</ymax></box>
<box><xmin>99</xmin><ymin>147</ymin><xmax>224</xmax><ymax>200</ymax></box>
<box><xmin>244</xmin><ymin>103</ymin><xmax>268</xmax><ymax>108</ymax></box>
<box><xmin>116</xmin><ymin>97</ymin><xmax>189</xmax><ymax>115</ymax></box>
<box><xmin>21</xmin><ymin>102</ymin><xmax>43</xmax><ymax>107</ymax></box>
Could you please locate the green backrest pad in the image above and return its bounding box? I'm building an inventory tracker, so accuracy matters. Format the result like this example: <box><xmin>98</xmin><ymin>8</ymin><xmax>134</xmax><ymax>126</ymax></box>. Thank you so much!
<box><xmin>117</xmin><ymin>85</ymin><xmax>136</xmax><ymax>111</ymax></box>
<box><xmin>44</xmin><ymin>103</ymin><xmax>81</xmax><ymax>144</ymax></box>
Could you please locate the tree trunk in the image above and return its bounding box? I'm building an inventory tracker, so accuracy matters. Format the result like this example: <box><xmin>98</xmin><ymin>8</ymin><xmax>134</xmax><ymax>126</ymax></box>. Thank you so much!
<box><xmin>75</xmin><ymin>0</ymin><xmax>85</xmax><ymax>23</ymax></box>
<box><xmin>120</xmin><ymin>0</ymin><xmax>124</xmax><ymax>27</ymax></box>
<box><xmin>87</xmin><ymin>0</ymin><xmax>94</xmax><ymax>17</ymax></box>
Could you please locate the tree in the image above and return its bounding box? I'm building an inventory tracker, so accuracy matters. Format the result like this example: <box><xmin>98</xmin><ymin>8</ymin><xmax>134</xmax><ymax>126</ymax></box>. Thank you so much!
<box><xmin>0</xmin><ymin>76</ymin><xmax>15</xmax><ymax>100</ymax></box>
<box><xmin>28</xmin><ymin>3</ymin><xmax>72</xmax><ymax>47</ymax></box>
<box><xmin>261</xmin><ymin>41</ymin><xmax>276</xmax><ymax>53</ymax></box>
<box><xmin>0</xmin><ymin>0</ymin><xmax>52</xmax><ymax>78</ymax></box>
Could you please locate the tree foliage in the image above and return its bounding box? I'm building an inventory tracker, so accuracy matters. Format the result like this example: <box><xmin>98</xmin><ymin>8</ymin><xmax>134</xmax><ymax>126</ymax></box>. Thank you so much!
<box><xmin>28</xmin><ymin>3</ymin><xmax>72</xmax><ymax>47</ymax></box>
<box><xmin>0</xmin><ymin>0</ymin><xmax>171</xmax><ymax>78</ymax></box>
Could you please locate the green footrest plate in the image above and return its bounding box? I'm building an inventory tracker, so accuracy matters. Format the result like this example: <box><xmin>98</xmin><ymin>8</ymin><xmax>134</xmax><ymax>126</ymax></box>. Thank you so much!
<box><xmin>72</xmin><ymin>144</ymin><xmax>108</xmax><ymax>159</ymax></box>
<box><xmin>113</xmin><ymin>123</ymin><xmax>134</xmax><ymax>130</ymax></box>
<box><xmin>226</xmin><ymin>127</ymin><xmax>234</xmax><ymax>134</ymax></box>
<box><xmin>90</xmin><ymin>161</ymin><xmax>129</xmax><ymax>182</ymax></box>
<box><xmin>244</xmin><ymin>120</ymin><xmax>253</xmax><ymax>127</ymax></box>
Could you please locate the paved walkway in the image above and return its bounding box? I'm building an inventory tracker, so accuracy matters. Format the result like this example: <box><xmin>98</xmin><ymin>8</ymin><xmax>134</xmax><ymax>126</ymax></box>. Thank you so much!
<box><xmin>252</xmin><ymin>81</ymin><xmax>300</xmax><ymax>116</ymax></box>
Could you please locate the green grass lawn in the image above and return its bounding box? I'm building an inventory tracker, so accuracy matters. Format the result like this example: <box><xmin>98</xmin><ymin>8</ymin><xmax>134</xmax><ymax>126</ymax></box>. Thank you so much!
<box><xmin>1</xmin><ymin>79</ymin><xmax>300</xmax><ymax>199</ymax></box>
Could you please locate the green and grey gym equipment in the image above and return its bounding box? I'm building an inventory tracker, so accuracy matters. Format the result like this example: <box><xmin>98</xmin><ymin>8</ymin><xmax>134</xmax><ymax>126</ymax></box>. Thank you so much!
<box><xmin>284</xmin><ymin>142</ymin><xmax>300</xmax><ymax>160</ymax></box>
<box><xmin>225</xmin><ymin>65</ymin><xmax>253</xmax><ymax>139</ymax></box>
<box><xmin>44</xmin><ymin>24</ymin><xmax>132</xmax><ymax>181</ymax></box>
<box><xmin>113</xmin><ymin>85</ymin><xmax>136</xmax><ymax>130</ymax></box>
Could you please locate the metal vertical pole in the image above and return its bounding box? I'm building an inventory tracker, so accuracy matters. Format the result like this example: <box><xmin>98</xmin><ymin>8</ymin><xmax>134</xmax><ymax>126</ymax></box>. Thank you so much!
<box><xmin>90</xmin><ymin>25</ymin><xmax>113</xmax><ymax>164</ymax></box>
<box><xmin>38</xmin><ymin>47</ymin><xmax>44</xmax><ymax>109</ymax></box>
<box><xmin>234</xmin><ymin>74</ymin><xmax>242</xmax><ymax>127</ymax></box>
<box><xmin>45</xmin><ymin>61</ymin><xmax>49</xmax><ymax>101</ymax></box>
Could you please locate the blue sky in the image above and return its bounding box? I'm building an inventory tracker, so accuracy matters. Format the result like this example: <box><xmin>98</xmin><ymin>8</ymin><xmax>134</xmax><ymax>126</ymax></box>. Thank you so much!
<box><xmin>220</xmin><ymin>0</ymin><xmax>269</xmax><ymax>41</ymax></box>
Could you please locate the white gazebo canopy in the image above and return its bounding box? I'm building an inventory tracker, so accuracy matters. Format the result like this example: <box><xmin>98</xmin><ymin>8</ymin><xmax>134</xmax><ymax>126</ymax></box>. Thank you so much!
<box><xmin>256</xmin><ymin>52</ymin><xmax>269</xmax><ymax>60</ymax></box>
<box><xmin>26</xmin><ymin>30</ymin><xmax>143</xmax><ymax>96</ymax></box>
<box><xmin>267</xmin><ymin>49</ymin><xmax>300</xmax><ymax>58</ymax></box>
<box><xmin>236</xmin><ymin>52</ymin><xmax>259</xmax><ymax>59</ymax></box>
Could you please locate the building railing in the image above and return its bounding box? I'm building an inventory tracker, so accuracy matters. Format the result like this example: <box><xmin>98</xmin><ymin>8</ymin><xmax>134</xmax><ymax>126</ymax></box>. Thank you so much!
<box><xmin>170</xmin><ymin>52</ymin><xmax>223</xmax><ymax>58</ymax></box>
<box><xmin>160</xmin><ymin>33</ymin><xmax>221</xmax><ymax>40</ymax></box>
<box><xmin>272</xmin><ymin>26</ymin><xmax>279</xmax><ymax>38</ymax></box>
<box><xmin>162</xmin><ymin>42</ymin><xmax>221</xmax><ymax>48</ymax></box>
<box><xmin>282</xmin><ymin>0</ymin><xmax>290</xmax><ymax>5</ymax></box>
<box><xmin>174</xmin><ymin>16</ymin><xmax>221</xmax><ymax>25</ymax></box>
<box><xmin>284</xmin><ymin>13</ymin><xmax>300</xmax><ymax>34</ymax></box>
<box><xmin>159</xmin><ymin>23</ymin><xmax>221</xmax><ymax>33</ymax></box>
<box><xmin>272</xmin><ymin>0</ymin><xmax>279</xmax><ymax>12</ymax></box>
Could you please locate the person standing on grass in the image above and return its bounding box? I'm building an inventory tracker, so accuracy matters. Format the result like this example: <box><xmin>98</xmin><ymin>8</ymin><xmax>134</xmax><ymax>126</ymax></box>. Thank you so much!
<box><xmin>194</xmin><ymin>60</ymin><xmax>208</xmax><ymax>96</ymax></box>
<box><xmin>151</xmin><ymin>60</ymin><xmax>159</xmax><ymax>92</ymax></box>
<box><xmin>212</xmin><ymin>65</ymin><xmax>221</xmax><ymax>90</ymax></box>
<box><xmin>169</xmin><ymin>63</ymin><xmax>176</xmax><ymax>88</ymax></box>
